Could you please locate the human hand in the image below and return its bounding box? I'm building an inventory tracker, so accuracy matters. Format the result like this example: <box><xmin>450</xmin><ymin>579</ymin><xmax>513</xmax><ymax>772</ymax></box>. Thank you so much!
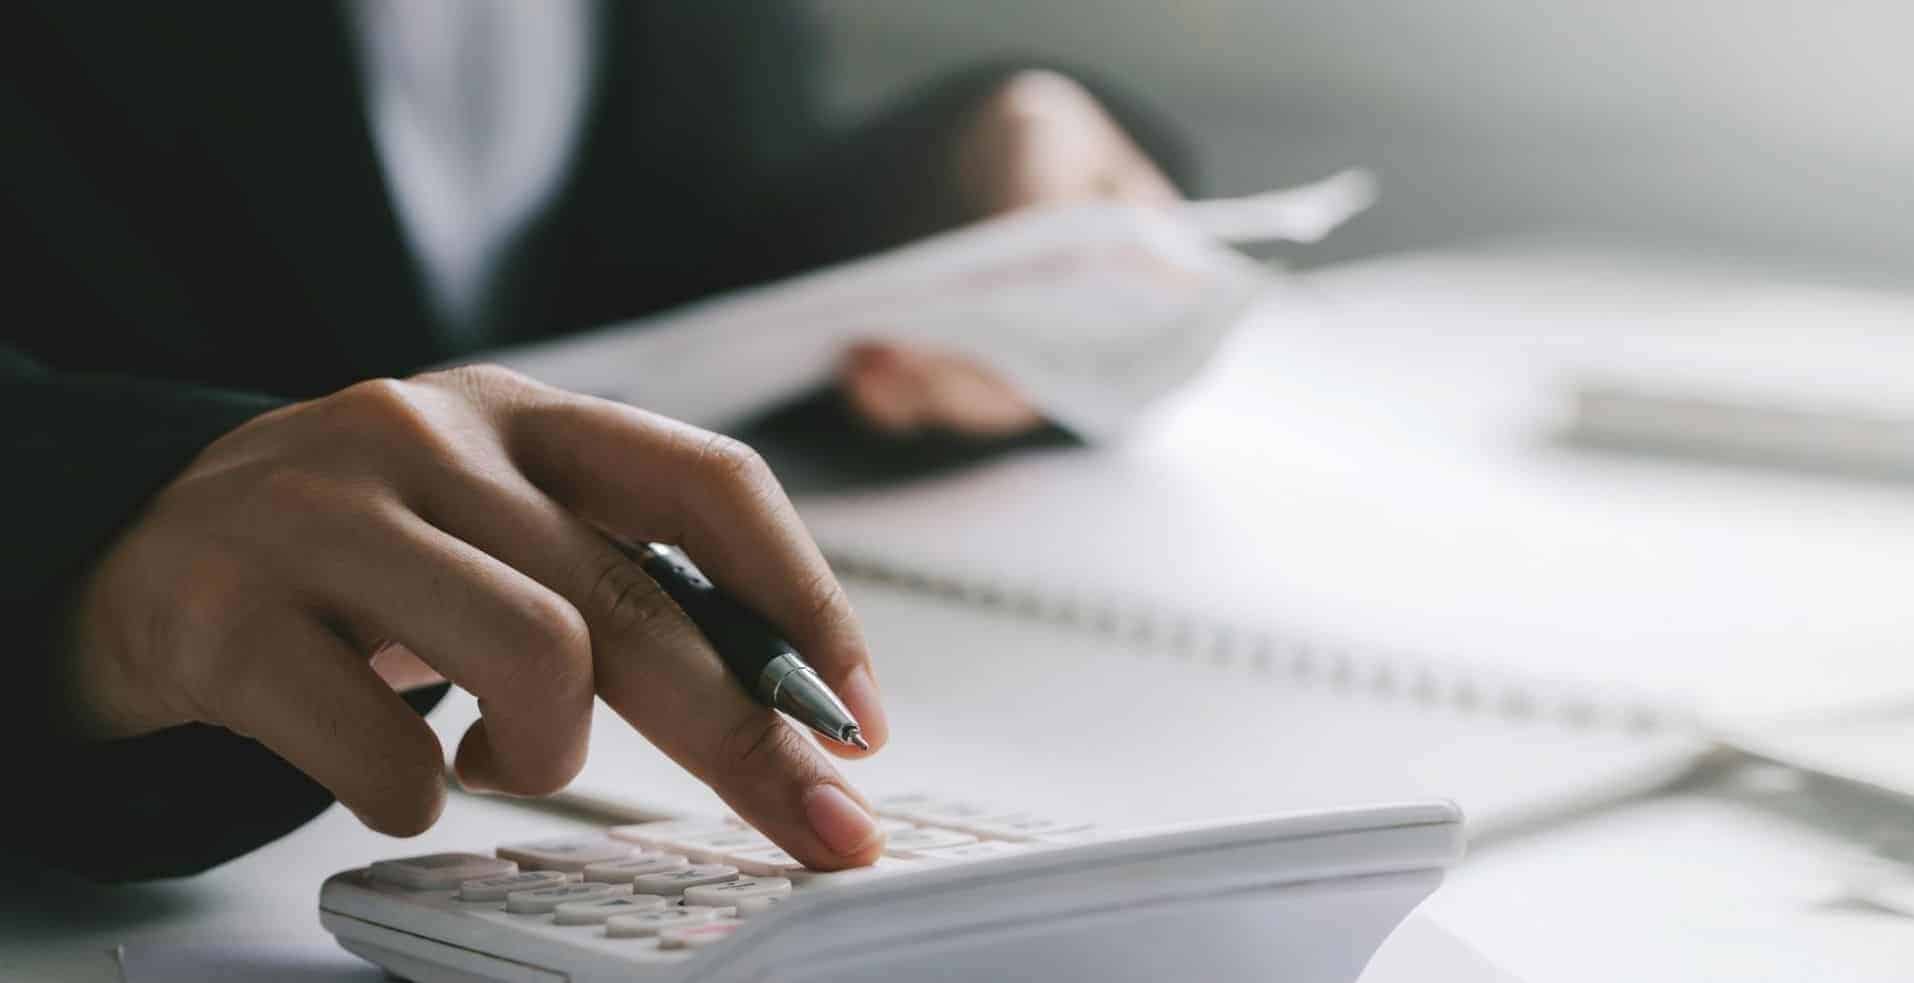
<box><xmin>65</xmin><ymin>366</ymin><xmax>889</xmax><ymax>868</ymax></box>
<box><xmin>836</xmin><ymin>70</ymin><xmax>1180</xmax><ymax>436</ymax></box>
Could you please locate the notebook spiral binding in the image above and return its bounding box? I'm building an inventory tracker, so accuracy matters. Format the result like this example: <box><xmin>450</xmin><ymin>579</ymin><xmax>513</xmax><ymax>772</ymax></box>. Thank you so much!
<box><xmin>825</xmin><ymin>547</ymin><xmax>1691</xmax><ymax>736</ymax></box>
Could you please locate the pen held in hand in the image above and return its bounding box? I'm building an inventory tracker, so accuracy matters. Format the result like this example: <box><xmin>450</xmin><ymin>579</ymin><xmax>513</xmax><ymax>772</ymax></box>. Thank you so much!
<box><xmin>627</xmin><ymin>542</ymin><xmax>869</xmax><ymax>751</ymax></box>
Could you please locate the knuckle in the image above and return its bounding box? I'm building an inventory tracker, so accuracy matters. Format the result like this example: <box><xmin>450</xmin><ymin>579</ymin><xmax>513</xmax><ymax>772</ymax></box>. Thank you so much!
<box><xmin>714</xmin><ymin>712</ymin><xmax>820</xmax><ymax>785</ymax></box>
<box><xmin>502</xmin><ymin>595</ymin><xmax>595</xmax><ymax>706</ymax></box>
<box><xmin>334</xmin><ymin>378</ymin><xmax>457</xmax><ymax>455</ymax></box>
<box><xmin>428</xmin><ymin>362</ymin><xmax>541</xmax><ymax>402</ymax></box>
<box><xmin>983</xmin><ymin>69</ymin><xmax>1093</xmax><ymax>126</ymax></box>
<box><xmin>520</xmin><ymin>591</ymin><xmax>593</xmax><ymax>668</ymax></box>
<box><xmin>690</xmin><ymin>431</ymin><xmax>773</xmax><ymax>495</ymax></box>
<box><xmin>584</xmin><ymin>547</ymin><xmax>678</xmax><ymax>646</ymax></box>
<box><xmin>340</xmin><ymin>377</ymin><xmax>425</xmax><ymax>424</ymax></box>
<box><xmin>799</xmin><ymin>568</ymin><xmax>855</xmax><ymax>635</ymax></box>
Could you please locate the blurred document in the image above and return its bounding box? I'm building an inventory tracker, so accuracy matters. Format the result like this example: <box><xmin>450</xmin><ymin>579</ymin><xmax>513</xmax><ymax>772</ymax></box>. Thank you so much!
<box><xmin>482</xmin><ymin>172</ymin><xmax>1372</xmax><ymax>440</ymax></box>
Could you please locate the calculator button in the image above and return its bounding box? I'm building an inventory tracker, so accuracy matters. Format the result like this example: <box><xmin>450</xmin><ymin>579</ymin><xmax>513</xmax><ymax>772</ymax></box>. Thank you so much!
<box><xmin>605</xmin><ymin>906</ymin><xmax>719</xmax><ymax>938</ymax></box>
<box><xmin>658</xmin><ymin>920</ymin><xmax>743</xmax><ymax>950</ymax></box>
<box><xmin>965</xmin><ymin>816</ymin><xmax>1095</xmax><ymax>841</ymax></box>
<box><xmin>460</xmin><ymin>870</ymin><xmax>572</xmax><ymax>902</ymax></box>
<box><xmin>736</xmin><ymin>895</ymin><xmax>788</xmax><ymax>918</ymax></box>
<box><xmin>370</xmin><ymin>852</ymin><xmax>517</xmax><ymax>890</ymax></box>
<box><xmin>582</xmin><ymin>854</ymin><xmax>689</xmax><ymax>883</ymax></box>
<box><xmin>912</xmin><ymin>840</ymin><xmax>1029</xmax><ymax>863</ymax></box>
<box><xmin>496</xmin><ymin>837</ymin><xmax>633</xmax><ymax>872</ymax></box>
<box><xmin>882</xmin><ymin>827</ymin><xmax>979</xmax><ymax>858</ymax></box>
<box><xmin>871</xmin><ymin>793</ymin><xmax>937</xmax><ymax>814</ymax></box>
<box><xmin>669</xmin><ymin>829</ymin><xmax>776</xmax><ymax>861</ymax></box>
<box><xmin>682</xmin><ymin>876</ymin><xmax>791</xmax><ymax>907</ymax></box>
<box><xmin>786</xmin><ymin>856</ymin><xmax>920</xmax><ymax>888</ymax></box>
<box><xmin>552</xmin><ymin>894</ymin><xmax>668</xmax><ymax>925</ymax></box>
<box><xmin>632</xmin><ymin>864</ymin><xmax>739</xmax><ymax>896</ymax></box>
<box><xmin>504</xmin><ymin>882</ymin><xmax>629</xmax><ymax>914</ymax></box>
<box><xmin>722</xmin><ymin>847</ymin><xmax>809</xmax><ymax>877</ymax></box>
<box><xmin>877</xmin><ymin>798</ymin><xmax>1004</xmax><ymax>828</ymax></box>
<box><xmin>608</xmin><ymin>820</ymin><xmax>737</xmax><ymax>851</ymax></box>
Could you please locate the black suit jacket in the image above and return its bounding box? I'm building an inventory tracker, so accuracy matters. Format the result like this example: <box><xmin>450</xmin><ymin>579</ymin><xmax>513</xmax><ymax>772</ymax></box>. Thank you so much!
<box><xmin>0</xmin><ymin>2</ymin><xmax>1194</xmax><ymax>881</ymax></box>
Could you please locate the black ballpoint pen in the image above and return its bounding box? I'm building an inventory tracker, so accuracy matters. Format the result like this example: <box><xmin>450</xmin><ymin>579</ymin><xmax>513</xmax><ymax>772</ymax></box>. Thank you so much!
<box><xmin>629</xmin><ymin>542</ymin><xmax>870</xmax><ymax>751</ymax></box>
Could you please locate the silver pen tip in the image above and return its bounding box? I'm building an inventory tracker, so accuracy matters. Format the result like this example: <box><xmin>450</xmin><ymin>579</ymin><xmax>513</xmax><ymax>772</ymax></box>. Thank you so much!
<box><xmin>846</xmin><ymin>729</ymin><xmax>871</xmax><ymax>752</ymax></box>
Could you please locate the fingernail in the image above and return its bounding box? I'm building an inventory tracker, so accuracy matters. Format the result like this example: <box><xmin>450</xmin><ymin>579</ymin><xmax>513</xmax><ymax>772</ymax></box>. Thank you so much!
<box><xmin>803</xmin><ymin>784</ymin><xmax>881</xmax><ymax>857</ymax></box>
<box><xmin>836</xmin><ymin>666</ymin><xmax>886</xmax><ymax>750</ymax></box>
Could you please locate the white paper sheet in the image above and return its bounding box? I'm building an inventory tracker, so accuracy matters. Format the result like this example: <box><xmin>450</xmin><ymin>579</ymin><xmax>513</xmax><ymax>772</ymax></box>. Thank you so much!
<box><xmin>480</xmin><ymin>174</ymin><xmax>1375</xmax><ymax>440</ymax></box>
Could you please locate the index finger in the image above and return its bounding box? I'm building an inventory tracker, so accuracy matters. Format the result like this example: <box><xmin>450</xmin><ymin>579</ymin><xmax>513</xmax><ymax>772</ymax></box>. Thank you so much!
<box><xmin>506</xmin><ymin>396</ymin><xmax>888</xmax><ymax>755</ymax></box>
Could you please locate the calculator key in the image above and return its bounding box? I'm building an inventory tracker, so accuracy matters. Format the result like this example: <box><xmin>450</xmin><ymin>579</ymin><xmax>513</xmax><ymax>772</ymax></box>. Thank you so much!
<box><xmin>911</xmin><ymin>840</ymin><xmax>1029</xmax><ymax>863</ymax></box>
<box><xmin>632</xmin><ymin>864</ymin><xmax>739</xmax><ymax>896</ymax></box>
<box><xmin>370</xmin><ymin>852</ymin><xmax>516</xmax><ymax>890</ymax></box>
<box><xmin>496</xmin><ymin>837</ymin><xmax>632</xmax><ymax>872</ymax></box>
<box><xmin>882</xmin><ymin>827</ymin><xmax>979</xmax><ymax>858</ymax></box>
<box><xmin>736</xmin><ymin>895</ymin><xmax>788</xmax><ymax>918</ymax></box>
<box><xmin>582</xmin><ymin>854</ymin><xmax>689</xmax><ymax>883</ymax></box>
<box><xmin>669</xmin><ymin>829</ymin><xmax>776</xmax><ymax>861</ymax></box>
<box><xmin>878</xmin><ymin>798</ymin><xmax>1006</xmax><ymax>828</ymax></box>
<box><xmin>682</xmin><ymin>876</ymin><xmax>792</xmax><ymax>907</ymax></box>
<box><xmin>871</xmin><ymin>793</ymin><xmax>937</xmax><ymax>815</ymax></box>
<box><xmin>658</xmin><ymin>920</ymin><xmax>743</xmax><ymax>950</ymax></box>
<box><xmin>912</xmin><ymin>802</ymin><xmax>1006</xmax><ymax>824</ymax></box>
<box><xmin>966</xmin><ymin>816</ymin><xmax>1095</xmax><ymax>841</ymax></box>
<box><xmin>608</xmin><ymin>820</ymin><xmax>737</xmax><ymax>851</ymax></box>
<box><xmin>552</xmin><ymin>894</ymin><xmax>669</xmax><ymax>925</ymax></box>
<box><xmin>721</xmin><ymin>847</ymin><xmax>809</xmax><ymax>877</ymax></box>
<box><xmin>605</xmin><ymin>906</ymin><xmax>719</xmax><ymax>938</ymax></box>
<box><xmin>459</xmin><ymin>870</ymin><xmax>572</xmax><ymax>902</ymax></box>
<box><xmin>504</xmin><ymin>882</ymin><xmax>629</xmax><ymax>914</ymax></box>
<box><xmin>786</xmin><ymin>856</ymin><xmax>920</xmax><ymax>888</ymax></box>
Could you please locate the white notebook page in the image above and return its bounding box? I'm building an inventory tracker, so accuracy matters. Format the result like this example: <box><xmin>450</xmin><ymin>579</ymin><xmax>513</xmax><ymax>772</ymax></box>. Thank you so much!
<box><xmin>796</xmin><ymin>251</ymin><xmax>1914</xmax><ymax>726</ymax></box>
<box><xmin>432</xmin><ymin>579</ymin><xmax>1696</xmax><ymax>837</ymax></box>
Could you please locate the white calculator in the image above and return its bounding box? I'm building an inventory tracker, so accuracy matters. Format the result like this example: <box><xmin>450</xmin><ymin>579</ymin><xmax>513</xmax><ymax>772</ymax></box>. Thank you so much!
<box><xmin>320</xmin><ymin>796</ymin><xmax>1462</xmax><ymax>983</ymax></box>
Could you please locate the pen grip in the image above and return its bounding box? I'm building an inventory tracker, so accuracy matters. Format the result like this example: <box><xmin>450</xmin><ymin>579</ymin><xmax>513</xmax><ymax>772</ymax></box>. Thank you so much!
<box><xmin>632</xmin><ymin>545</ymin><xmax>796</xmax><ymax>691</ymax></box>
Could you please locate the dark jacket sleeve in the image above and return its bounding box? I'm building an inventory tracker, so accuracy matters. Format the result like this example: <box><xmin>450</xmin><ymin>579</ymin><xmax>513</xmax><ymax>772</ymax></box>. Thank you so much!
<box><xmin>0</xmin><ymin>350</ymin><xmax>447</xmax><ymax>882</ymax></box>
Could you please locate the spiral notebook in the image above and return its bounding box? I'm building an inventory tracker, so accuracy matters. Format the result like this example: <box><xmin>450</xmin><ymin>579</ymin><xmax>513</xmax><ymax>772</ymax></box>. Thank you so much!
<box><xmin>435</xmin><ymin>249</ymin><xmax>1914</xmax><ymax>840</ymax></box>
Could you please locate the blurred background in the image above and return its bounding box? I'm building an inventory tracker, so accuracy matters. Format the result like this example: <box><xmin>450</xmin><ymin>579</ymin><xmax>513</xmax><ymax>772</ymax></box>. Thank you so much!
<box><xmin>814</xmin><ymin>0</ymin><xmax>1914</xmax><ymax>279</ymax></box>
